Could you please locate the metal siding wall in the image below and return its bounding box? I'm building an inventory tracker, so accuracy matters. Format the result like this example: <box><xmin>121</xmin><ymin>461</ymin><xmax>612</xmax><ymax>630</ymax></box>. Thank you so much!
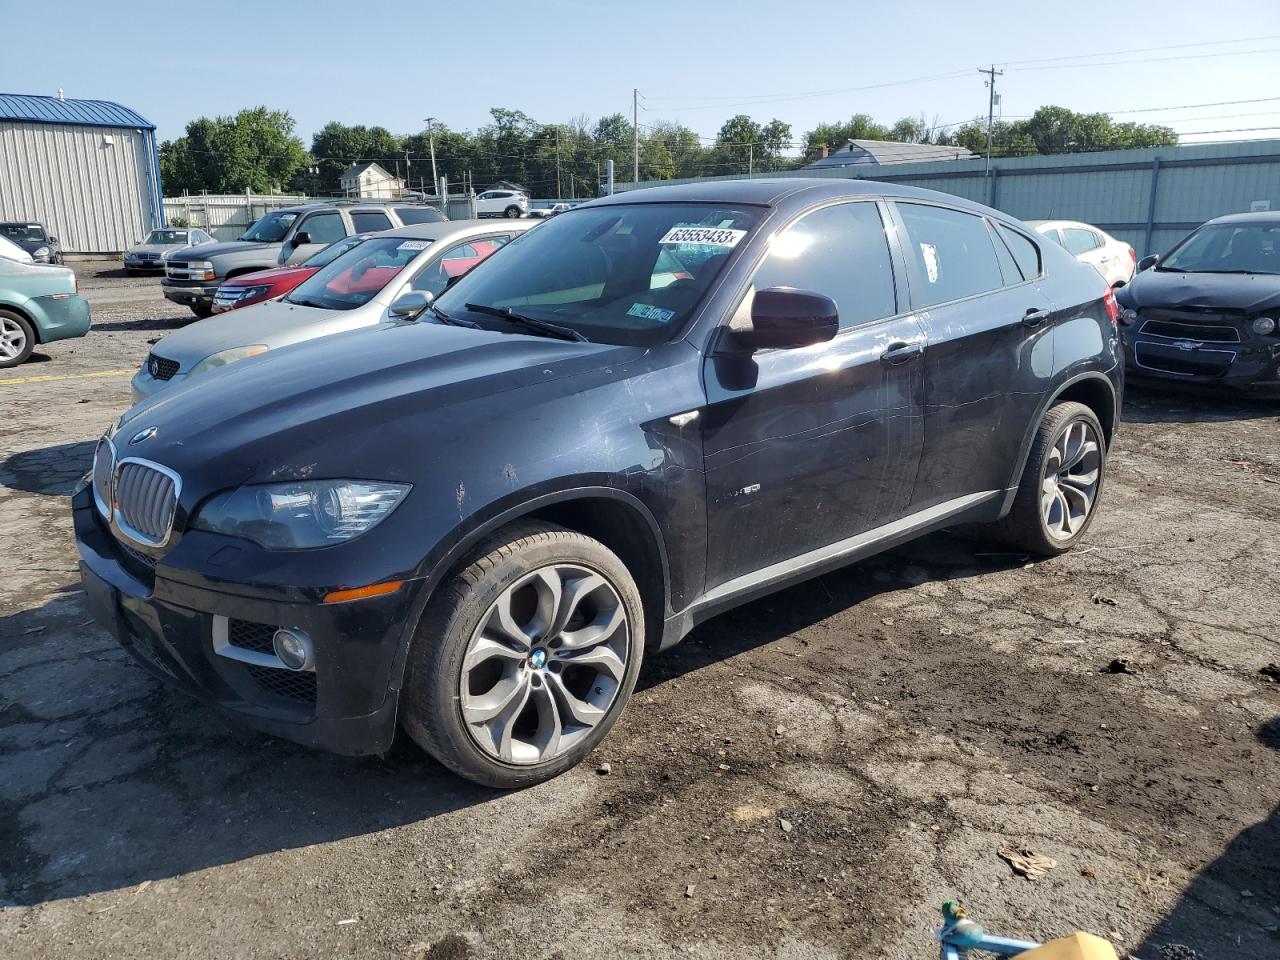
<box><xmin>0</xmin><ymin>121</ymin><xmax>153</xmax><ymax>253</ymax></box>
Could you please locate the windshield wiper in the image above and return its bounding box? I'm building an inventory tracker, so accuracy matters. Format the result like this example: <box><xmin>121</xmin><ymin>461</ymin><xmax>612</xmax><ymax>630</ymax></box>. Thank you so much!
<box><xmin>430</xmin><ymin>303</ymin><xmax>480</xmax><ymax>328</ymax></box>
<box><xmin>464</xmin><ymin>303</ymin><xmax>588</xmax><ymax>342</ymax></box>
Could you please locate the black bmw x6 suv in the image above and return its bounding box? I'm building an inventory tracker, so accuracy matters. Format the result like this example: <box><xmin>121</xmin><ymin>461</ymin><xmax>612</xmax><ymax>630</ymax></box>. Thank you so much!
<box><xmin>76</xmin><ymin>179</ymin><xmax>1122</xmax><ymax>787</ymax></box>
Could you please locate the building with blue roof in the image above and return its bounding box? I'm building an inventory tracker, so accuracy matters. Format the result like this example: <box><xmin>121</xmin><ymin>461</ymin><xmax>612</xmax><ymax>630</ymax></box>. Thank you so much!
<box><xmin>0</xmin><ymin>92</ymin><xmax>164</xmax><ymax>254</ymax></box>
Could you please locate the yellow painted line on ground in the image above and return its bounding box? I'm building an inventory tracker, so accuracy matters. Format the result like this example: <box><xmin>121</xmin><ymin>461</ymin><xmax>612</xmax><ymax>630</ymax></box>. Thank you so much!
<box><xmin>0</xmin><ymin>368</ymin><xmax>134</xmax><ymax>386</ymax></box>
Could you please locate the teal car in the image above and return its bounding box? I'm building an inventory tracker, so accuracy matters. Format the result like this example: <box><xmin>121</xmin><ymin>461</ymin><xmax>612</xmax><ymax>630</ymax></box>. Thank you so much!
<box><xmin>0</xmin><ymin>255</ymin><xmax>91</xmax><ymax>367</ymax></box>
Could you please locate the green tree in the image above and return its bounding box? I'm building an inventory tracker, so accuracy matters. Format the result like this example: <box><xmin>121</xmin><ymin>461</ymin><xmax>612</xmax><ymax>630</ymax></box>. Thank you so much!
<box><xmin>160</xmin><ymin>108</ymin><xmax>308</xmax><ymax>194</ymax></box>
<box><xmin>310</xmin><ymin>122</ymin><xmax>402</xmax><ymax>193</ymax></box>
<box><xmin>802</xmin><ymin>114</ymin><xmax>890</xmax><ymax>161</ymax></box>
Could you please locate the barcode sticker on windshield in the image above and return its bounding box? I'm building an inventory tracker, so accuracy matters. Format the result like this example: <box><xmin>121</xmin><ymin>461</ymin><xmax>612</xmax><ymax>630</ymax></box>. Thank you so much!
<box><xmin>659</xmin><ymin>227</ymin><xmax>746</xmax><ymax>247</ymax></box>
<box><xmin>398</xmin><ymin>240</ymin><xmax>431</xmax><ymax>251</ymax></box>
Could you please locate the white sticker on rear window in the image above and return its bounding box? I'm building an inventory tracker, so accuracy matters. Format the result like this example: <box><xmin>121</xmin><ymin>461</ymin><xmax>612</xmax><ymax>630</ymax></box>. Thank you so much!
<box><xmin>627</xmin><ymin>303</ymin><xmax>676</xmax><ymax>323</ymax></box>
<box><xmin>398</xmin><ymin>240</ymin><xmax>431</xmax><ymax>251</ymax></box>
<box><xmin>920</xmin><ymin>242</ymin><xmax>940</xmax><ymax>283</ymax></box>
<box><xmin>659</xmin><ymin>226</ymin><xmax>746</xmax><ymax>247</ymax></box>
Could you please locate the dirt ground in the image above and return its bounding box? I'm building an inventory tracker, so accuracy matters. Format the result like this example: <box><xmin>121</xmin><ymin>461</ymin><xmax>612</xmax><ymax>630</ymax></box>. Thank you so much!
<box><xmin>1</xmin><ymin>262</ymin><xmax>1277</xmax><ymax>960</ymax></box>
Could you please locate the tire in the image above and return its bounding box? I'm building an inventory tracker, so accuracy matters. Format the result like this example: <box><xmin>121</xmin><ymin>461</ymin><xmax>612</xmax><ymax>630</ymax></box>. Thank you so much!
<box><xmin>401</xmin><ymin>520</ymin><xmax>645</xmax><ymax>788</ymax></box>
<box><xmin>991</xmin><ymin>401</ymin><xmax>1107</xmax><ymax>556</ymax></box>
<box><xmin>503</xmin><ymin>205</ymin><xmax>521</xmax><ymax>219</ymax></box>
<box><xmin>191</xmin><ymin>303</ymin><xmax>214</xmax><ymax>319</ymax></box>
<box><xmin>0</xmin><ymin>310</ymin><xmax>36</xmax><ymax>368</ymax></box>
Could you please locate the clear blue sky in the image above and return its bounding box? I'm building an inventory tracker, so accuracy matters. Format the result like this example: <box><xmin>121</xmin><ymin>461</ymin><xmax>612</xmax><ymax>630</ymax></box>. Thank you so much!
<box><xmin>5</xmin><ymin>0</ymin><xmax>1280</xmax><ymax>150</ymax></box>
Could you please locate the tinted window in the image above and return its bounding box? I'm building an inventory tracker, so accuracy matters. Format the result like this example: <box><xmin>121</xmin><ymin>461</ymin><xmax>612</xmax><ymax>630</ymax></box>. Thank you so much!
<box><xmin>394</xmin><ymin>206</ymin><xmax>445</xmax><ymax>225</ymax></box>
<box><xmin>1063</xmin><ymin>227</ymin><xmax>1101</xmax><ymax>255</ymax></box>
<box><xmin>300</xmin><ymin>211</ymin><xmax>345</xmax><ymax>244</ymax></box>
<box><xmin>998</xmin><ymin>225</ymin><xmax>1041</xmax><ymax>279</ymax></box>
<box><xmin>987</xmin><ymin>221</ymin><xmax>1022</xmax><ymax>285</ymax></box>
<box><xmin>749</xmin><ymin>201</ymin><xmax>896</xmax><ymax>330</ymax></box>
<box><xmin>351</xmin><ymin>211</ymin><xmax>393</xmax><ymax>232</ymax></box>
<box><xmin>242</xmin><ymin>211</ymin><xmax>297</xmax><ymax>242</ymax></box>
<box><xmin>1160</xmin><ymin>222</ymin><xmax>1280</xmax><ymax>275</ymax></box>
<box><xmin>896</xmin><ymin>202</ymin><xmax>1004</xmax><ymax>307</ymax></box>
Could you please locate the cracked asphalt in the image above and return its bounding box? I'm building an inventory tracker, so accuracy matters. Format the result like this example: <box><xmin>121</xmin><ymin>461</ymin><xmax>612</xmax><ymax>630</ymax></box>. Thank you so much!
<box><xmin>1</xmin><ymin>263</ymin><xmax>1278</xmax><ymax>959</ymax></box>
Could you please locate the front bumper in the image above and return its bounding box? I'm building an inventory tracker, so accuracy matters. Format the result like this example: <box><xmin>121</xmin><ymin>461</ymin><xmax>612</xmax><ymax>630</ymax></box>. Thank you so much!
<box><xmin>125</xmin><ymin>257</ymin><xmax>166</xmax><ymax>271</ymax></box>
<box><xmin>1121</xmin><ymin>331</ymin><xmax>1280</xmax><ymax>396</ymax></box>
<box><xmin>72</xmin><ymin>486</ymin><xmax>419</xmax><ymax>755</ymax></box>
<box><xmin>161</xmin><ymin>278</ymin><xmax>220</xmax><ymax>308</ymax></box>
<box><xmin>130</xmin><ymin>365</ymin><xmax>186</xmax><ymax>404</ymax></box>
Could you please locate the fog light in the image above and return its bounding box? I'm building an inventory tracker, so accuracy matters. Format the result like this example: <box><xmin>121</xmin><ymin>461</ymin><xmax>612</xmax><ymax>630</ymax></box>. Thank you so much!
<box><xmin>1253</xmin><ymin>316</ymin><xmax>1276</xmax><ymax>336</ymax></box>
<box><xmin>272</xmin><ymin>628</ymin><xmax>313</xmax><ymax>671</ymax></box>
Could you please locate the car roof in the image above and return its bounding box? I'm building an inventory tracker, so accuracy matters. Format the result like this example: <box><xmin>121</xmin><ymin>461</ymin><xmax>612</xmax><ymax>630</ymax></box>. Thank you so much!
<box><xmin>1205</xmin><ymin>210</ymin><xmax>1280</xmax><ymax>226</ymax></box>
<box><xmin>376</xmin><ymin>219</ymin><xmax>537</xmax><ymax>241</ymax></box>
<box><xmin>587</xmin><ymin>177</ymin><xmax>1021</xmax><ymax>224</ymax></box>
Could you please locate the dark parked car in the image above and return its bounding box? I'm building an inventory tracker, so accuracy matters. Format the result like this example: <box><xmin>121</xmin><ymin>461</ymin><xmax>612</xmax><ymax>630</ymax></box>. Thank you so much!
<box><xmin>1115</xmin><ymin>212</ymin><xmax>1280</xmax><ymax>394</ymax></box>
<box><xmin>0</xmin><ymin>221</ymin><xmax>61</xmax><ymax>263</ymax></box>
<box><xmin>75</xmin><ymin>179</ymin><xmax>1121</xmax><ymax>787</ymax></box>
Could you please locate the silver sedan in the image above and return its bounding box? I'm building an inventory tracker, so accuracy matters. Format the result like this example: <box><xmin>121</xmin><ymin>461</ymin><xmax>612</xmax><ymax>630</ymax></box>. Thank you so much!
<box><xmin>124</xmin><ymin>228</ymin><xmax>216</xmax><ymax>274</ymax></box>
<box><xmin>131</xmin><ymin>219</ymin><xmax>534</xmax><ymax>404</ymax></box>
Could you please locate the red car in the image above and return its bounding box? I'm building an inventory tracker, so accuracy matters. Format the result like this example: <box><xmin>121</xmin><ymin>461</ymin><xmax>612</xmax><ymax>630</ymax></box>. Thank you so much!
<box><xmin>210</xmin><ymin>234</ymin><xmax>371</xmax><ymax>314</ymax></box>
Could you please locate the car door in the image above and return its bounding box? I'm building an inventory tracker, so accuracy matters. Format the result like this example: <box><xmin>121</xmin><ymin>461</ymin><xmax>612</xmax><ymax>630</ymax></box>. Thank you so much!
<box><xmin>701</xmin><ymin>199</ymin><xmax>927</xmax><ymax>588</ymax></box>
<box><xmin>890</xmin><ymin>202</ymin><xmax>1055</xmax><ymax>511</ymax></box>
<box><xmin>284</xmin><ymin>210</ymin><xmax>347</xmax><ymax>265</ymax></box>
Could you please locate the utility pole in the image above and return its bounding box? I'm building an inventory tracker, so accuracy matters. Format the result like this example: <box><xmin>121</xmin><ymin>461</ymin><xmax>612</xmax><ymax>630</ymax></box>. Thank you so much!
<box><xmin>423</xmin><ymin>117</ymin><xmax>439</xmax><ymax>191</ymax></box>
<box><xmin>748</xmin><ymin>142</ymin><xmax>753</xmax><ymax>176</ymax></box>
<box><xmin>632</xmin><ymin>88</ymin><xmax>639</xmax><ymax>184</ymax></box>
<box><xmin>978</xmin><ymin>65</ymin><xmax>1003</xmax><ymax>176</ymax></box>
<box><xmin>555</xmin><ymin>128</ymin><xmax>562</xmax><ymax>199</ymax></box>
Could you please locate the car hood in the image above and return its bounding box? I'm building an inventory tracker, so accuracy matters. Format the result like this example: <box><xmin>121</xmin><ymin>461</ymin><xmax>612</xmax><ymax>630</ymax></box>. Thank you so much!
<box><xmin>169</xmin><ymin>240</ymin><xmax>270</xmax><ymax>260</ymax></box>
<box><xmin>223</xmin><ymin>265</ymin><xmax>315</xmax><ymax>287</ymax></box>
<box><xmin>150</xmin><ymin>298</ymin><xmax>372</xmax><ymax>364</ymax></box>
<box><xmin>1120</xmin><ymin>268</ymin><xmax>1280</xmax><ymax>313</ymax></box>
<box><xmin>117</xmin><ymin>322</ymin><xmax>632</xmax><ymax>495</ymax></box>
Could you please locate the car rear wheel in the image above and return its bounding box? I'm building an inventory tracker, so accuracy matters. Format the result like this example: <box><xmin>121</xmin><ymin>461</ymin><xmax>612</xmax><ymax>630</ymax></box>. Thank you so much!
<box><xmin>401</xmin><ymin>521</ymin><xmax>644</xmax><ymax>788</ymax></box>
<box><xmin>503</xmin><ymin>205</ymin><xmax>521</xmax><ymax>219</ymax></box>
<box><xmin>992</xmin><ymin>401</ymin><xmax>1106</xmax><ymax>556</ymax></box>
<box><xmin>0</xmin><ymin>310</ymin><xmax>35</xmax><ymax>367</ymax></box>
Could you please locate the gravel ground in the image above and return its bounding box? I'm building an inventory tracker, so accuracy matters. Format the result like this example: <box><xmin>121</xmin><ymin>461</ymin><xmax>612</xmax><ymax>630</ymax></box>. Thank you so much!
<box><xmin>1</xmin><ymin>262</ymin><xmax>1278</xmax><ymax>960</ymax></box>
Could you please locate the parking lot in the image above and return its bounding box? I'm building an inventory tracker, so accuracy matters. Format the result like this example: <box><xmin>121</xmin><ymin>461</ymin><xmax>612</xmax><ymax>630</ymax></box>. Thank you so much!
<box><xmin>0</xmin><ymin>263</ymin><xmax>1277</xmax><ymax>959</ymax></box>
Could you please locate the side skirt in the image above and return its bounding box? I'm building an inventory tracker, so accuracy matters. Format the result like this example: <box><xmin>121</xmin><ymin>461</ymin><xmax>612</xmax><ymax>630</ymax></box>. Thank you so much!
<box><xmin>657</xmin><ymin>489</ymin><xmax>1006</xmax><ymax>650</ymax></box>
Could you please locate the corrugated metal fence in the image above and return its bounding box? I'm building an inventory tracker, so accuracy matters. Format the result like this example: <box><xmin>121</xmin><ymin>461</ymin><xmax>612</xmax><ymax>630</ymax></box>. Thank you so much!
<box><xmin>616</xmin><ymin>140</ymin><xmax>1280</xmax><ymax>258</ymax></box>
<box><xmin>163</xmin><ymin>193</ymin><xmax>478</xmax><ymax>241</ymax></box>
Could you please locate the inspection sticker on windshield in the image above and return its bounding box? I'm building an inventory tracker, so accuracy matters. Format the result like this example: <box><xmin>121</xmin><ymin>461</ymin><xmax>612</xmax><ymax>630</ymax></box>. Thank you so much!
<box><xmin>659</xmin><ymin>226</ymin><xmax>746</xmax><ymax>247</ymax></box>
<box><xmin>397</xmin><ymin>240</ymin><xmax>431</xmax><ymax>251</ymax></box>
<box><xmin>627</xmin><ymin>303</ymin><xmax>676</xmax><ymax>322</ymax></box>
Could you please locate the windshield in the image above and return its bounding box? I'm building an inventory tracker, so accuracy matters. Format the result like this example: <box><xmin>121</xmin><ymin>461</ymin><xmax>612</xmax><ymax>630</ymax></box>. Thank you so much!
<box><xmin>302</xmin><ymin>234</ymin><xmax>369</xmax><ymax>269</ymax></box>
<box><xmin>0</xmin><ymin>223</ymin><xmax>46</xmax><ymax>242</ymax></box>
<box><xmin>145</xmin><ymin>230</ymin><xmax>189</xmax><ymax>245</ymax></box>
<box><xmin>435</xmin><ymin>202</ymin><xmax>763</xmax><ymax>345</ymax></box>
<box><xmin>1160</xmin><ymin>222</ymin><xmax>1280</xmax><ymax>275</ymax></box>
<box><xmin>241</xmin><ymin>211</ymin><xmax>299</xmax><ymax>243</ymax></box>
<box><xmin>285</xmin><ymin>236</ymin><xmax>429</xmax><ymax>311</ymax></box>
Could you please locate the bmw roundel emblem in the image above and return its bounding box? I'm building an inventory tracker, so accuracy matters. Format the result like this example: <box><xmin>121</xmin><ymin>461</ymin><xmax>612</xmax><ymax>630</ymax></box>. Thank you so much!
<box><xmin>129</xmin><ymin>426</ymin><xmax>158</xmax><ymax>445</ymax></box>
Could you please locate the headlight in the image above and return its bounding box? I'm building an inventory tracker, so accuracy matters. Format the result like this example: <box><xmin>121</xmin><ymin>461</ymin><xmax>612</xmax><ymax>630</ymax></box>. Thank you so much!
<box><xmin>190</xmin><ymin>480</ymin><xmax>411</xmax><ymax>549</ymax></box>
<box><xmin>188</xmin><ymin>344</ymin><xmax>268</xmax><ymax>377</ymax></box>
<box><xmin>34</xmin><ymin>246</ymin><xmax>50</xmax><ymax>258</ymax></box>
<box><xmin>1253</xmin><ymin>316</ymin><xmax>1276</xmax><ymax>336</ymax></box>
<box><xmin>233</xmin><ymin>285</ymin><xmax>272</xmax><ymax>301</ymax></box>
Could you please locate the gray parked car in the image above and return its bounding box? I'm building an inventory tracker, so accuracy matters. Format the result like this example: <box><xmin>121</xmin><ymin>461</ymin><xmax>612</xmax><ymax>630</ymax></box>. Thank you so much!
<box><xmin>134</xmin><ymin>219</ymin><xmax>532</xmax><ymax>402</ymax></box>
<box><xmin>124</xmin><ymin>228</ymin><xmax>215</xmax><ymax>274</ymax></box>
<box><xmin>0</xmin><ymin>222</ymin><xmax>61</xmax><ymax>264</ymax></box>
<box><xmin>161</xmin><ymin>201</ymin><xmax>445</xmax><ymax>318</ymax></box>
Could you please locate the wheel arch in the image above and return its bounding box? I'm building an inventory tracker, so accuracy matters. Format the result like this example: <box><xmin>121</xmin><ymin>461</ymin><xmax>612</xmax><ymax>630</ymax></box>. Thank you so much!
<box><xmin>0</xmin><ymin>302</ymin><xmax>40</xmax><ymax>343</ymax></box>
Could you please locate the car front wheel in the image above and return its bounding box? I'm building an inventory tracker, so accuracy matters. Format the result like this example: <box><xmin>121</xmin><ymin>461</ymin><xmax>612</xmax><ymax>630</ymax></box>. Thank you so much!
<box><xmin>401</xmin><ymin>521</ymin><xmax>644</xmax><ymax>788</ymax></box>
<box><xmin>992</xmin><ymin>400</ymin><xmax>1106</xmax><ymax>556</ymax></box>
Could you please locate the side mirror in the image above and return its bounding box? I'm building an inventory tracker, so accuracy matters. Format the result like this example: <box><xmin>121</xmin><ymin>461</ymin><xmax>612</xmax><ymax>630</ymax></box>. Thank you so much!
<box><xmin>389</xmin><ymin>290</ymin><xmax>433</xmax><ymax>319</ymax></box>
<box><xmin>1137</xmin><ymin>254</ymin><xmax>1159</xmax><ymax>272</ymax></box>
<box><xmin>49</xmin><ymin>235</ymin><xmax>58</xmax><ymax>244</ymax></box>
<box><xmin>732</xmin><ymin>287</ymin><xmax>839</xmax><ymax>351</ymax></box>
<box><xmin>293</xmin><ymin>231</ymin><xmax>312</xmax><ymax>247</ymax></box>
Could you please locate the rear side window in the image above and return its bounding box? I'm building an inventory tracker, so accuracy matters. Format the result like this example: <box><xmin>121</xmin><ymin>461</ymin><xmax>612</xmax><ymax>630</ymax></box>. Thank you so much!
<box><xmin>997</xmin><ymin>225</ymin><xmax>1041</xmax><ymax>280</ymax></box>
<box><xmin>1063</xmin><ymin>227</ymin><xmax>1101</xmax><ymax>255</ymax></box>
<box><xmin>896</xmin><ymin>202</ymin><xmax>1004</xmax><ymax>307</ymax></box>
<box><xmin>394</xmin><ymin>206</ymin><xmax>445</xmax><ymax>225</ymax></box>
<box><xmin>351</xmin><ymin>211</ymin><xmax>393</xmax><ymax>232</ymax></box>
<box><xmin>749</xmin><ymin>201</ymin><xmax>897</xmax><ymax>330</ymax></box>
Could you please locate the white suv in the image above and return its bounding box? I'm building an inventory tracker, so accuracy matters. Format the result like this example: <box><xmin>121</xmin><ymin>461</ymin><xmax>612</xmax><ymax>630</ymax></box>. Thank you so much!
<box><xmin>475</xmin><ymin>190</ymin><xmax>528</xmax><ymax>219</ymax></box>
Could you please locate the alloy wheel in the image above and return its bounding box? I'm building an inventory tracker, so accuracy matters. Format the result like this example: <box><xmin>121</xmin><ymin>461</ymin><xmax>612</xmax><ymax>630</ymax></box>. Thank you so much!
<box><xmin>1041</xmin><ymin>419</ymin><xmax>1102</xmax><ymax>540</ymax></box>
<box><xmin>460</xmin><ymin>563</ymin><xmax>629</xmax><ymax>765</ymax></box>
<box><xmin>0</xmin><ymin>317</ymin><xmax>28</xmax><ymax>361</ymax></box>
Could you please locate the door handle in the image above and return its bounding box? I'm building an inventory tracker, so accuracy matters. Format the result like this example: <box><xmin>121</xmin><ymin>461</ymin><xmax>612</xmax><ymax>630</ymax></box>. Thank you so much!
<box><xmin>1022</xmin><ymin>308</ymin><xmax>1051</xmax><ymax>327</ymax></box>
<box><xmin>879</xmin><ymin>340</ymin><xmax>924</xmax><ymax>364</ymax></box>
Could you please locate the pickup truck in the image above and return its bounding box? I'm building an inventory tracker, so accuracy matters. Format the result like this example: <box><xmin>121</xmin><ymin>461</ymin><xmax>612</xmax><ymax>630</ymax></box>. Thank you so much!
<box><xmin>161</xmin><ymin>202</ymin><xmax>443</xmax><ymax>318</ymax></box>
